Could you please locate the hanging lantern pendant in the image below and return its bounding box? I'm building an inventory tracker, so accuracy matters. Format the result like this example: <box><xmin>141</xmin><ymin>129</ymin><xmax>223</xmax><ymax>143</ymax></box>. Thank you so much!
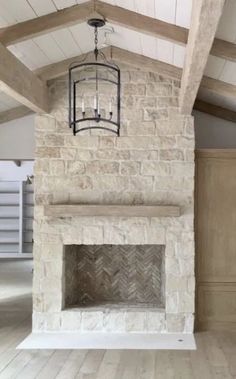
<box><xmin>68</xmin><ymin>15</ymin><xmax>121</xmax><ymax>136</ymax></box>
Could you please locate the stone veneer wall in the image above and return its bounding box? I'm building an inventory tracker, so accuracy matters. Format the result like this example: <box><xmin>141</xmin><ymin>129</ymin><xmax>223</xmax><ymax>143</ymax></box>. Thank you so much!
<box><xmin>33</xmin><ymin>62</ymin><xmax>195</xmax><ymax>333</ymax></box>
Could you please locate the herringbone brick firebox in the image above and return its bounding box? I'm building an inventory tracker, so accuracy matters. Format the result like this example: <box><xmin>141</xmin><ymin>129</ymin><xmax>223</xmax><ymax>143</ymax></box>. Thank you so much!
<box><xmin>64</xmin><ymin>244</ymin><xmax>165</xmax><ymax>309</ymax></box>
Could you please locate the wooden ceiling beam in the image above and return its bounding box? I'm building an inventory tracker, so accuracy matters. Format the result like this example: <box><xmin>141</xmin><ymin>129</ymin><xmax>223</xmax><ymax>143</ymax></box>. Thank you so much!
<box><xmin>0</xmin><ymin>42</ymin><xmax>48</xmax><ymax>113</ymax></box>
<box><xmin>0</xmin><ymin>1</ymin><xmax>93</xmax><ymax>46</ymax></box>
<box><xmin>194</xmin><ymin>99</ymin><xmax>236</xmax><ymax>123</ymax></box>
<box><xmin>0</xmin><ymin>1</ymin><xmax>236</xmax><ymax>63</ymax></box>
<box><xmin>0</xmin><ymin>106</ymin><xmax>33</xmax><ymax>124</ymax></box>
<box><xmin>179</xmin><ymin>0</ymin><xmax>225</xmax><ymax>115</ymax></box>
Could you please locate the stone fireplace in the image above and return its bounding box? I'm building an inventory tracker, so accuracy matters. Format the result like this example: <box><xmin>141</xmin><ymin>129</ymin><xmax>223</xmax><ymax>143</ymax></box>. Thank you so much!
<box><xmin>32</xmin><ymin>62</ymin><xmax>195</xmax><ymax>336</ymax></box>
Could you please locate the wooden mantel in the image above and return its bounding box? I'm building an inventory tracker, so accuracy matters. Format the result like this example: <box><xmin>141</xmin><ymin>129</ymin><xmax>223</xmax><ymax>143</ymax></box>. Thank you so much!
<box><xmin>44</xmin><ymin>205</ymin><xmax>180</xmax><ymax>218</ymax></box>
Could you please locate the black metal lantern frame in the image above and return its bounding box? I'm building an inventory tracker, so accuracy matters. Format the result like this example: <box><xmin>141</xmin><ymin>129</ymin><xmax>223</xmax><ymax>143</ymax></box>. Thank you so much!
<box><xmin>69</xmin><ymin>18</ymin><xmax>121</xmax><ymax>136</ymax></box>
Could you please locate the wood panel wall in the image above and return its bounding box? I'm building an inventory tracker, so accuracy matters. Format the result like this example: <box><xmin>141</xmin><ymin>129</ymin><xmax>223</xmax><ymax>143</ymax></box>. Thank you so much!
<box><xmin>195</xmin><ymin>149</ymin><xmax>236</xmax><ymax>331</ymax></box>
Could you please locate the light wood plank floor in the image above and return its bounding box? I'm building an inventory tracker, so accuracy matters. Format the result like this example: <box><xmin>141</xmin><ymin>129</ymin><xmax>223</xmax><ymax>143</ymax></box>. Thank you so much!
<box><xmin>0</xmin><ymin>259</ymin><xmax>236</xmax><ymax>379</ymax></box>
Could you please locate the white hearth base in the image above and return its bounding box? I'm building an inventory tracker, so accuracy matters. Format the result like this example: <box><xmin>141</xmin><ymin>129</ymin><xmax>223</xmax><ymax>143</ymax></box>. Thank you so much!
<box><xmin>17</xmin><ymin>332</ymin><xmax>196</xmax><ymax>350</ymax></box>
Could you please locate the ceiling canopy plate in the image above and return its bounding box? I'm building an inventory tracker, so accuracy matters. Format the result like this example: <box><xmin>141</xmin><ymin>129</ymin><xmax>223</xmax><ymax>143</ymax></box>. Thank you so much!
<box><xmin>87</xmin><ymin>18</ymin><xmax>105</xmax><ymax>28</ymax></box>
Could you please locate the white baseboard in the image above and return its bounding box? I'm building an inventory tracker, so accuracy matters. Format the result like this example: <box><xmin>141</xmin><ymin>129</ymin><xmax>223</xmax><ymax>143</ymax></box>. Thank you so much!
<box><xmin>17</xmin><ymin>332</ymin><xmax>196</xmax><ymax>350</ymax></box>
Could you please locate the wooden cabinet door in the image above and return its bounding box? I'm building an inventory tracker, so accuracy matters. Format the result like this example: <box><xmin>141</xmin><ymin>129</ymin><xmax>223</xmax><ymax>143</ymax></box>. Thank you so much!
<box><xmin>196</xmin><ymin>150</ymin><xmax>236</xmax><ymax>331</ymax></box>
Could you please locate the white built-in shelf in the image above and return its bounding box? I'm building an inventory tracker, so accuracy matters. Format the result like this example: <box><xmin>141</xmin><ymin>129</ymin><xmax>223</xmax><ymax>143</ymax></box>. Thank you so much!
<box><xmin>0</xmin><ymin>181</ymin><xmax>34</xmax><ymax>258</ymax></box>
<box><xmin>44</xmin><ymin>205</ymin><xmax>181</xmax><ymax>218</ymax></box>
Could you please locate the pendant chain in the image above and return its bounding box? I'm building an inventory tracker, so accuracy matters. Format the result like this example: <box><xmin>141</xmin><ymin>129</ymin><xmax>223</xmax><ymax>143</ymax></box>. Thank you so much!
<box><xmin>94</xmin><ymin>26</ymin><xmax>98</xmax><ymax>60</ymax></box>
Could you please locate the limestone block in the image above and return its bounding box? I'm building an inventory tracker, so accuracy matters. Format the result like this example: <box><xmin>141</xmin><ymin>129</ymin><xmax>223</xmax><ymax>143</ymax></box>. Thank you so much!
<box><xmin>70</xmin><ymin>176</ymin><xmax>93</xmax><ymax>190</ymax></box>
<box><xmin>129</xmin><ymin>71</ymin><xmax>148</xmax><ymax>82</ymax></box>
<box><xmin>127</xmin><ymin>121</ymin><xmax>155</xmax><ymax>136</ymax></box>
<box><xmin>43</xmin><ymin>292</ymin><xmax>63</xmax><ymax>312</ymax></box>
<box><xmin>185</xmin><ymin>149</ymin><xmax>195</xmax><ymax>162</ymax></box>
<box><xmin>56</xmin><ymin>121</ymin><xmax>70</xmax><ymax>133</ymax></box>
<box><xmin>123</xmin><ymin>83</ymin><xmax>146</xmax><ymax>95</ymax></box>
<box><xmin>64</xmin><ymin>135</ymin><xmax>98</xmax><ymax>148</ymax></box>
<box><xmin>166</xmin><ymin>275</ymin><xmax>189</xmax><ymax>292</ymax></box>
<box><xmin>35</xmin><ymin>115</ymin><xmax>56</xmax><ymax>132</ymax></box>
<box><xmin>36</xmin><ymin>147</ymin><xmax>60</xmax><ymax>159</ymax></box>
<box><xmin>171</xmin><ymin>162</ymin><xmax>194</xmax><ymax>178</ymax></box>
<box><xmin>165</xmin><ymin>256</ymin><xmax>180</xmax><ymax>276</ymax></box>
<box><xmin>104</xmin><ymin>311</ymin><xmax>126</xmax><ymax>332</ymax></box>
<box><xmin>102</xmin><ymin>191</ymin><xmax>144</xmax><ymax>206</ymax></box>
<box><xmin>165</xmin><ymin>291</ymin><xmax>179</xmax><ymax>313</ymax></box>
<box><xmin>85</xmin><ymin>161</ymin><xmax>120</xmax><ymax>175</ymax></box>
<box><xmin>44</xmin><ymin>134</ymin><xmax>64</xmax><ymax>147</ymax></box>
<box><xmin>63</xmin><ymin>230</ymin><xmax>83</xmax><ymax>245</ymax></box>
<box><xmin>33</xmin><ymin>293</ymin><xmax>44</xmax><ymax>312</ymax></box>
<box><xmin>178</xmin><ymin>292</ymin><xmax>195</xmax><ymax>313</ymax></box>
<box><xmin>81</xmin><ymin>311</ymin><xmax>104</xmax><ymax>331</ymax></box>
<box><xmin>34</xmin><ymin>160</ymin><xmax>50</xmax><ymax>175</ymax></box>
<box><xmin>33</xmin><ymin>243</ymin><xmax>62</xmax><ymax>261</ymax></box>
<box><xmin>99</xmin><ymin>136</ymin><xmax>116</xmax><ymax>149</ymax></box>
<box><xmin>185</xmin><ymin>117</ymin><xmax>194</xmax><ymax>136</ymax></box>
<box><xmin>45</xmin><ymin>313</ymin><xmax>61</xmax><ymax>331</ymax></box>
<box><xmin>188</xmin><ymin>276</ymin><xmax>196</xmax><ymax>293</ymax></box>
<box><xmin>141</xmin><ymin>161</ymin><xmax>171</xmax><ymax>176</ymax></box>
<box><xmin>92</xmin><ymin>175</ymin><xmax>128</xmax><ymax>191</ymax></box>
<box><xmin>136</xmin><ymin>97</ymin><xmax>156</xmax><ymax>108</ymax></box>
<box><xmin>67</xmin><ymin>161</ymin><xmax>85</xmax><ymax>175</ymax></box>
<box><xmin>61</xmin><ymin>311</ymin><xmax>82</xmax><ymax>331</ymax></box>
<box><xmin>156</xmin><ymin>119</ymin><xmax>185</xmax><ymax>135</ymax></box>
<box><xmin>32</xmin><ymin>312</ymin><xmax>46</xmax><ymax>331</ymax></box>
<box><xmin>44</xmin><ymin>260</ymin><xmax>63</xmax><ymax>279</ymax></box>
<box><xmin>95</xmin><ymin>149</ymin><xmax>130</xmax><ymax>160</ymax></box>
<box><xmin>147</xmin><ymin>72</ymin><xmax>168</xmax><ymax>82</ymax></box>
<box><xmin>130</xmin><ymin>150</ymin><xmax>159</xmax><ymax>161</ymax></box>
<box><xmin>160</xmin><ymin>149</ymin><xmax>184</xmax><ymax>161</ymax></box>
<box><xmin>120</xmin><ymin>161</ymin><xmax>140</xmax><ymax>176</ymax></box>
<box><xmin>184</xmin><ymin>314</ymin><xmax>194</xmax><ymax>333</ymax></box>
<box><xmin>69</xmin><ymin>190</ymin><xmax>102</xmax><ymax>204</ymax></box>
<box><xmin>125</xmin><ymin>225</ymin><xmax>147</xmax><ymax>244</ymax></box>
<box><xmin>129</xmin><ymin>176</ymin><xmax>154</xmax><ymax>192</ymax></box>
<box><xmin>76</xmin><ymin>150</ymin><xmax>94</xmax><ymax>161</ymax></box>
<box><xmin>40</xmin><ymin>277</ymin><xmax>62</xmax><ymax>293</ymax></box>
<box><xmin>60</xmin><ymin>148</ymin><xmax>77</xmax><ymax>160</ymax></box>
<box><xmin>146</xmin><ymin>312</ymin><xmax>166</xmax><ymax>332</ymax></box>
<box><xmin>155</xmin><ymin>176</ymin><xmax>193</xmax><ymax>191</ymax></box>
<box><xmin>35</xmin><ymin>133</ymin><xmax>45</xmax><ymax>147</ymax></box>
<box><xmin>157</xmin><ymin>97</ymin><xmax>178</xmax><ymax>107</ymax></box>
<box><xmin>122</xmin><ymin>108</ymin><xmax>143</xmax><ymax>121</ymax></box>
<box><xmin>178</xmin><ymin>257</ymin><xmax>195</xmax><ymax>276</ymax></box>
<box><xmin>143</xmin><ymin>108</ymin><xmax>168</xmax><ymax>121</ymax></box>
<box><xmin>104</xmin><ymin>226</ymin><xmax>126</xmax><ymax>244</ymax></box>
<box><xmin>177</xmin><ymin>136</ymin><xmax>195</xmax><ymax>149</ymax></box>
<box><xmin>146</xmin><ymin>83</ymin><xmax>172</xmax><ymax>96</ymax></box>
<box><xmin>82</xmin><ymin>226</ymin><xmax>104</xmax><ymax>245</ymax></box>
<box><xmin>146</xmin><ymin>227</ymin><xmax>166</xmax><ymax>244</ymax></box>
<box><xmin>50</xmin><ymin>160</ymin><xmax>65</xmax><ymax>176</ymax></box>
<box><xmin>52</xmin><ymin>191</ymin><xmax>70</xmax><ymax>204</ymax></box>
<box><xmin>158</xmin><ymin>136</ymin><xmax>176</xmax><ymax>148</ymax></box>
<box><xmin>50</xmin><ymin>108</ymin><xmax>68</xmax><ymax>122</ymax></box>
<box><xmin>176</xmin><ymin>241</ymin><xmax>195</xmax><ymax>259</ymax></box>
<box><xmin>166</xmin><ymin>314</ymin><xmax>185</xmax><ymax>332</ymax></box>
<box><xmin>125</xmin><ymin>311</ymin><xmax>147</xmax><ymax>332</ymax></box>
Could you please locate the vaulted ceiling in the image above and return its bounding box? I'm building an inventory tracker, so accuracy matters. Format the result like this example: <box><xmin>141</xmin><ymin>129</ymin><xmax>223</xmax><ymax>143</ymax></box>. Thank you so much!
<box><xmin>0</xmin><ymin>0</ymin><xmax>236</xmax><ymax>123</ymax></box>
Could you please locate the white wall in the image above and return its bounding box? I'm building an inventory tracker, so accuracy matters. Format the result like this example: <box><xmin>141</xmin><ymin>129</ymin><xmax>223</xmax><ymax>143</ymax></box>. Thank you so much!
<box><xmin>194</xmin><ymin>110</ymin><xmax>236</xmax><ymax>149</ymax></box>
<box><xmin>0</xmin><ymin>161</ymin><xmax>34</xmax><ymax>181</ymax></box>
<box><xmin>0</xmin><ymin>114</ymin><xmax>35</xmax><ymax>159</ymax></box>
